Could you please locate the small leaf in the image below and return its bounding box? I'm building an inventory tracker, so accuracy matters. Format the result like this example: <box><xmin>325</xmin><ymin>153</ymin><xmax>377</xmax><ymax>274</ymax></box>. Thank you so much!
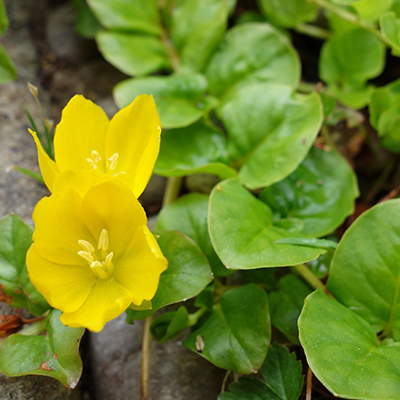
<box><xmin>114</xmin><ymin>73</ymin><xmax>218</xmax><ymax>129</ymax></box>
<box><xmin>184</xmin><ymin>284</ymin><xmax>271</xmax><ymax>374</ymax></box>
<box><xmin>0</xmin><ymin>0</ymin><xmax>9</xmax><ymax>34</ymax></box>
<box><xmin>218</xmin><ymin>84</ymin><xmax>323</xmax><ymax>190</ymax></box>
<box><xmin>0</xmin><ymin>309</ymin><xmax>84</xmax><ymax>388</ymax></box>
<box><xmin>208</xmin><ymin>180</ymin><xmax>325</xmax><ymax>270</ymax></box>
<box><xmin>96</xmin><ymin>31</ymin><xmax>171</xmax><ymax>76</ymax></box>
<box><xmin>0</xmin><ymin>215</ymin><xmax>49</xmax><ymax>316</ymax></box>
<box><xmin>353</xmin><ymin>0</ymin><xmax>392</xmax><ymax>21</ymax></box>
<box><xmin>381</xmin><ymin>12</ymin><xmax>400</xmax><ymax>55</ymax></box>
<box><xmin>87</xmin><ymin>0</ymin><xmax>162</xmax><ymax>35</ymax></box>
<box><xmin>0</xmin><ymin>43</ymin><xmax>17</xmax><ymax>84</ymax></box>
<box><xmin>299</xmin><ymin>290</ymin><xmax>400</xmax><ymax>400</ymax></box>
<box><xmin>260</xmin><ymin>146</ymin><xmax>358</xmax><ymax>237</ymax></box>
<box><xmin>274</xmin><ymin>238</ymin><xmax>339</xmax><ymax>249</ymax></box>
<box><xmin>206</xmin><ymin>23</ymin><xmax>300</xmax><ymax>99</ymax></box>
<box><xmin>155</xmin><ymin>193</ymin><xmax>232</xmax><ymax>276</ymax></box>
<box><xmin>269</xmin><ymin>275</ymin><xmax>312</xmax><ymax>344</ymax></box>
<box><xmin>155</xmin><ymin>122</ymin><xmax>236</xmax><ymax>179</ymax></box>
<box><xmin>257</xmin><ymin>0</ymin><xmax>318</xmax><ymax>27</ymax></box>
<box><xmin>126</xmin><ymin>230</ymin><xmax>213</xmax><ymax>322</ymax></box>
<box><xmin>72</xmin><ymin>0</ymin><xmax>102</xmax><ymax>38</ymax></box>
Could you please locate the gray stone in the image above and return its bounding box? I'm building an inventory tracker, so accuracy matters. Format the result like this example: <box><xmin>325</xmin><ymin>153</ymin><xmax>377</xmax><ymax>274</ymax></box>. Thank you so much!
<box><xmin>91</xmin><ymin>315</ymin><xmax>225</xmax><ymax>400</ymax></box>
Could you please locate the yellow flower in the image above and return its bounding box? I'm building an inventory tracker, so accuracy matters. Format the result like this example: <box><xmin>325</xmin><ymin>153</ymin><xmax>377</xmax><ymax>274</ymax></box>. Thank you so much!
<box><xmin>26</xmin><ymin>180</ymin><xmax>168</xmax><ymax>332</ymax></box>
<box><xmin>31</xmin><ymin>94</ymin><xmax>161</xmax><ymax>198</ymax></box>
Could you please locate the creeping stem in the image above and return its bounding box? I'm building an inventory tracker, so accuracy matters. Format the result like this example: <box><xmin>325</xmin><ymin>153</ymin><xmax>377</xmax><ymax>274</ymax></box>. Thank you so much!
<box><xmin>293</xmin><ymin>263</ymin><xmax>327</xmax><ymax>292</ymax></box>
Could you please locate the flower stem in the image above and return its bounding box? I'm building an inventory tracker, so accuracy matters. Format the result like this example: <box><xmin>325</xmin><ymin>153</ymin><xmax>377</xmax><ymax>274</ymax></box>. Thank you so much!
<box><xmin>307</xmin><ymin>0</ymin><xmax>392</xmax><ymax>47</ymax></box>
<box><xmin>141</xmin><ymin>176</ymin><xmax>182</xmax><ymax>399</ymax></box>
<box><xmin>293</xmin><ymin>264</ymin><xmax>326</xmax><ymax>292</ymax></box>
<box><xmin>321</xmin><ymin>124</ymin><xmax>336</xmax><ymax>150</ymax></box>
<box><xmin>294</xmin><ymin>23</ymin><xmax>332</xmax><ymax>39</ymax></box>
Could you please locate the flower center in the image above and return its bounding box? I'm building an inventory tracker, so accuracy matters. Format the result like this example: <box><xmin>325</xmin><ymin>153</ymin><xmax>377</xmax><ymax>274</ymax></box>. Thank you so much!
<box><xmin>86</xmin><ymin>150</ymin><xmax>119</xmax><ymax>172</ymax></box>
<box><xmin>78</xmin><ymin>229</ymin><xmax>114</xmax><ymax>280</ymax></box>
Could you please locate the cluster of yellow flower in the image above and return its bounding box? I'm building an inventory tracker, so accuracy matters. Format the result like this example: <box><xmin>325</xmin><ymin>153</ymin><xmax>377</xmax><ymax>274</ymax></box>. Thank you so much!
<box><xmin>27</xmin><ymin>95</ymin><xmax>168</xmax><ymax>332</ymax></box>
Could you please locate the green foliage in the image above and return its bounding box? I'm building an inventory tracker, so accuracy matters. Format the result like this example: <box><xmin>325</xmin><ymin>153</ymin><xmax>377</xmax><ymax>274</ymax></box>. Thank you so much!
<box><xmin>0</xmin><ymin>215</ymin><xmax>49</xmax><ymax>316</ymax></box>
<box><xmin>0</xmin><ymin>0</ymin><xmax>8</xmax><ymax>34</ymax></box>
<box><xmin>219</xmin><ymin>342</ymin><xmax>304</xmax><ymax>400</ymax></box>
<box><xmin>380</xmin><ymin>12</ymin><xmax>400</xmax><ymax>55</ymax></box>
<box><xmin>0</xmin><ymin>43</ymin><xmax>17</xmax><ymax>84</ymax></box>
<box><xmin>184</xmin><ymin>284</ymin><xmax>271</xmax><ymax>374</ymax></box>
<box><xmin>126</xmin><ymin>230</ymin><xmax>213</xmax><ymax>322</ymax></box>
<box><xmin>72</xmin><ymin>0</ymin><xmax>102</xmax><ymax>38</ymax></box>
<box><xmin>0</xmin><ymin>310</ymin><xmax>84</xmax><ymax>388</ymax></box>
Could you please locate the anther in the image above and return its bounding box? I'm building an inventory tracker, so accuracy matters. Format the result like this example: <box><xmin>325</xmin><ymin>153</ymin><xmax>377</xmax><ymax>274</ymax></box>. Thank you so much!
<box><xmin>78</xmin><ymin>239</ymin><xmax>95</xmax><ymax>253</ymax></box>
<box><xmin>87</xmin><ymin>158</ymin><xmax>97</xmax><ymax>170</ymax></box>
<box><xmin>98</xmin><ymin>229</ymin><xmax>109</xmax><ymax>252</ymax></box>
<box><xmin>108</xmin><ymin>153</ymin><xmax>119</xmax><ymax>171</ymax></box>
<box><xmin>78</xmin><ymin>251</ymin><xmax>94</xmax><ymax>264</ymax></box>
<box><xmin>104</xmin><ymin>252</ymin><xmax>114</xmax><ymax>268</ymax></box>
<box><xmin>91</xmin><ymin>150</ymin><xmax>102</xmax><ymax>162</ymax></box>
<box><xmin>90</xmin><ymin>261</ymin><xmax>109</xmax><ymax>280</ymax></box>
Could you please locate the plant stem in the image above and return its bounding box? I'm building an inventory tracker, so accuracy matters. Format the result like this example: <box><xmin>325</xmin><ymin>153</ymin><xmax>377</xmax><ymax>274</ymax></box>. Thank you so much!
<box><xmin>293</xmin><ymin>264</ymin><xmax>327</xmax><ymax>292</ymax></box>
<box><xmin>365</xmin><ymin>159</ymin><xmax>396</xmax><ymax>204</ymax></box>
<box><xmin>220</xmin><ymin>370</ymin><xmax>232</xmax><ymax>393</ymax></box>
<box><xmin>297</xmin><ymin>81</ymin><xmax>318</xmax><ymax>93</ymax></box>
<box><xmin>306</xmin><ymin>367</ymin><xmax>313</xmax><ymax>400</ymax></box>
<box><xmin>307</xmin><ymin>0</ymin><xmax>392</xmax><ymax>47</ymax></box>
<box><xmin>321</xmin><ymin>124</ymin><xmax>336</xmax><ymax>150</ymax></box>
<box><xmin>141</xmin><ymin>313</ymin><xmax>155</xmax><ymax>400</ymax></box>
<box><xmin>19</xmin><ymin>318</ymin><xmax>47</xmax><ymax>336</ymax></box>
<box><xmin>141</xmin><ymin>176</ymin><xmax>182</xmax><ymax>399</ymax></box>
<box><xmin>294</xmin><ymin>23</ymin><xmax>332</xmax><ymax>39</ymax></box>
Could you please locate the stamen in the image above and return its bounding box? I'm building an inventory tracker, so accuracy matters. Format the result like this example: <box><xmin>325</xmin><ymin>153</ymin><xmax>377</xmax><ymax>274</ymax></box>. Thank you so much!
<box><xmin>90</xmin><ymin>261</ymin><xmax>109</xmax><ymax>280</ymax></box>
<box><xmin>98</xmin><ymin>229</ymin><xmax>109</xmax><ymax>252</ymax></box>
<box><xmin>108</xmin><ymin>153</ymin><xmax>119</xmax><ymax>171</ymax></box>
<box><xmin>78</xmin><ymin>251</ymin><xmax>94</xmax><ymax>264</ymax></box>
<box><xmin>104</xmin><ymin>252</ymin><xmax>114</xmax><ymax>268</ymax></box>
<box><xmin>91</xmin><ymin>150</ymin><xmax>102</xmax><ymax>162</ymax></box>
<box><xmin>78</xmin><ymin>239</ymin><xmax>95</xmax><ymax>253</ymax></box>
<box><xmin>87</xmin><ymin>158</ymin><xmax>96</xmax><ymax>170</ymax></box>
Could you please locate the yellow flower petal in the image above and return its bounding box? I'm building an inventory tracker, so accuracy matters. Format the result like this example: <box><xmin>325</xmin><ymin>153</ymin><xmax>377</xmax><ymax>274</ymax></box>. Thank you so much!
<box><xmin>29</xmin><ymin>129</ymin><xmax>59</xmax><ymax>191</ymax></box>
<box><xmin>54</xmin><ymin>95</ymin><xmax>110</xmax><ymax>173</ymax></box>
<box><xmin>52</xmin><ymin>169</ymin><xmax>136</xmax><ymax>198</ymax></box>
<box><xmin>114</xmin><ymin>225</ymin><xmax>168</xmax><ymax>306</ymax></box>
<box><xmin>105</xmin><ymin>94</ymin><xmax>161</xmax><ymax>197</ymax></box>
<box><xmin>27</xmin><ymin>245</ymin><xmax>95</xmax><ymax>313</ymax></box>
<box><xmin>32</xmin><ymin>189</ymin><xmax>95</xmax><ymax>266</ymax></box>
<box><xmin>80</xmin><ymin>180</ymin><xmax>146</xmax><ymax>258</ymax></box>
<box><xmin>60</xmin><ymin>280</ymin><xmax>133</xmax><ymax>332</ymax></box>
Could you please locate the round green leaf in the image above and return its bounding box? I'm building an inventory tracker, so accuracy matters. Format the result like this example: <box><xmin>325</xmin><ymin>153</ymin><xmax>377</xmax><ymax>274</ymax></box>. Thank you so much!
<box><xmin>154</xmin><ymin>121</ymin><xmax>236</xmax><ymax>179</ymax></box>
<box><xmin>257</xmin><ymin>0</ymin><xmax>318</xmax><ymax>27</ymax></box>
<box><xmin>299</xmin><ymin>290</ymin><xmax>400</xmax><ymax>400</ymax></box>
<box><xmin>218</xmin><ymin>84</ymin><xmax>323</xmax><ymax>189</ymax></box>
<box><xmin>0</xmin><ymin>44</ymin><xmax>17</xmax><ymax>84</ymax></box>
<box><xmin>0</xmin><ymin>309</ymin><xmax>84</xmax><ymax>388</ymax></box>
<box><xmin>87</xmin><ymin>0</ymin><xmax>161</xmax><ymax>35</ymax></box>
<box><xmin>114</xmin><ymin>73</ymin><xmax>218</xmax><ymax>129</ymax></box>
<box><xmin>96</xmin><ymin>31</ymin><xmax>171</xmax><ymax>76</ymax></box>
<box><xmin>260</xmin><ymin>146</ymin><xmax>359</xmax><ymax>237</ymax></box>
<box><xmin>72</xmin><ymin>0</ymin><xmax>102</xmax><ymax>39</ymax></box>
<box><xmin>208</xmin><ymin>179</ymin><xmax>325</xmax><ymax>270</ymax></box>
<box><xmin>320</xmin><ymin>29</ymin><xmax>385</xmax><ymax>87</ymax></box>
<box><xmin>327</xmin><ymin>199</ymin><xmax>400</xmax><ymax>339</ymax></box>
<box><xmin>184</xmin><ymin>284</ymin><xmax>271</xmax><ymax>374</ymax></box>
<box><xmin>171</xmin><ymin>0</ymin><xmax>228</xmax><ymax>72</ymax></box>
<box><xmin>126</xmin><ymin>230</ymin><xmax>213</xmax><ymax>321</ymax></box>
<box><xmin>381</xmin><ymin>12</ymin><xmax>400</xmax><ymax>55</ymax></box>
<box><xmin>155</xmin><ymin>193</ymin><xmax>232</xmax><ymax>276</ymax></box>
<box><xmin>205</xmin><ymin>23</ymin><xmax>300</xmax><ymax>99</ymax></box>
<box><xmin>353</xmin><ymin>0</ymin><xmax>392</xmax><ymax>21</ymax></box>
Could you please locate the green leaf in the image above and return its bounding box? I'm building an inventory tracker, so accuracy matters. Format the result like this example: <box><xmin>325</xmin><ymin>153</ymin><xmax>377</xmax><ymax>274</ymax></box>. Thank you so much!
<box><xmin>171</xmin><ymin>0</ymin><xmax>228</xmax><ymax>72</ymax></box>
<box><xmin>320</xmin><ymin>29</ymin><xmax>385</xmax><ymax>88</ymax></box>
<box><xmin>0</xmin><ymin>0</ymin><xmax>8</xmax><ymax>34</ymax></box>
<box><xmin>150</xmin><ymin>306</ymin><xmax>190</xmax><ymax>343</ymax></box>
<box><xmin>269</xmin><ymin>275</ymin><xmax>312</xmax><ymax>344</ymax></box>
<box><xmin>0</xmin><ymin>309</ymin><xmax>84</xmax><ymax>388</ymax></box>
<box><xmin>219</xmin><ymin>342</ymin><xmax>303</xmax><ymax>400</ymax></box>
<box><xmin>154</xmin><ymin>121</ymin><xmax>236</xmax><ymax>180</ymax></box>
<box><xmin>308</xmin><ymin>248</ymin><xmax>333</xmax><ymax>279</ymax></box>
<box><xmin>353</xmin><ymin>0</ymin><xmax>392</xmax><ymax>21</ymax></box>
<box><xmin>208</xmin><ymin>179</ymin><xmax>325</xmax><ymax>270</ymax></box>
<box><xmin>0</xmin><ymin>215</ymin><xmax>49</xmax><ymax>316</ymax></box>
<box><xmin>205</xmin><ymin>23</ymin><xmax>300</xmax><ymax>99</ymax></box>
<box><xmin>0</xmin><ymin>43</ymin><xmax>17</xmax><ymax>84</ymax></box>
<box><xmin>126</xmin><ymin>230</ymin><xmax>213</xmax><ymax>321</ymax></box>
<box><xmin>87</xmin><ymin>0</ymin><xmax>161</xmax><ymax>35</ymax></box>
<box><xmin>327</xmin><ymin>199</ymin><xmax>400</xmax><ymax>339</ymax></box>
<box><xmin>184</xmin><ymin>284</ymin><xmax>271</xmax><ymax>374</ymax></box>
<box><xmin>155</xmin><ymin>193</ymin><xmax>232</xmax><ymax>276</ymax></box>
<box><xmin>274</xmin><ymin>238</ymin><xmax>338</xmax><ymax>250</ymax></box>
<box><xmin>331</xmin><ymin>0</ymin><xmax>362</xmax><ymax>4</ymax></box>
<box><xmin>299</xmin><ymin>290</ymin><xmax>400</xmax><ymax>400</ymax></box>
<box><xmin>259</xmin><ymin>146</ymin><xmax>358</xmax><ymax>237</ymax></box>
<box><xmin>381</xmin><ymin>12</ymin><xmax>400</xmax><ymax>55</ymax></box>
<box><xmin>96</xmin><ymin>31</ymin><xmax>171</xmax><ymax>76</ymax></box>
<box><xmin>72</xmin><ymin>0</ymin><xmax>102</xmax><ymax>38</ymax></box>
<box><xmin>218</xmin><ymin>84</ymin><xmax>322</xmax><ymax>189</ymax></box>
<box><xmin>257</xmin><ymin>0</ymin><xmax>318</xmax><ymax>27</ymax></box>
<box><xmin>114</xmin><ymin>73</ymin><xmax>218</xmax><ymax>129</ymax></box>
<box><xmin>329</xmin><ymin>83</ymin><xmax>375</xmax><ymax>109</ymax></box>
